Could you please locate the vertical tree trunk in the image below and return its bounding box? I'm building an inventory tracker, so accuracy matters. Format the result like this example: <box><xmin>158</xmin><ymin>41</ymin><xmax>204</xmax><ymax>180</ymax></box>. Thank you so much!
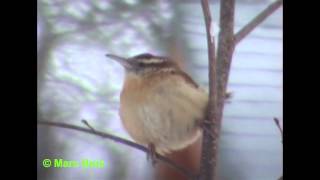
<box><xmin>199</xmin><ymin>0</ymin><xmax>219</xmax><ymax>179</ymax></box>
<box><xmin>216</xmin><ymin>0</ymin><xmax>235</xmax><ymax>124</ymax></box>
<box><xmin>199</xmin><ymin>0</ymin><xmax>235</xmax><ymax>180</ymax></box>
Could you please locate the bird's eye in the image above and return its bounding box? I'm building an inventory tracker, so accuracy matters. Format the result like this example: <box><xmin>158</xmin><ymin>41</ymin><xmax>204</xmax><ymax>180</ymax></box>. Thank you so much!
<box><xmin>135</xmin><ymin>62</ymin><xmax>146</xmax><ymax>69</ymax></box>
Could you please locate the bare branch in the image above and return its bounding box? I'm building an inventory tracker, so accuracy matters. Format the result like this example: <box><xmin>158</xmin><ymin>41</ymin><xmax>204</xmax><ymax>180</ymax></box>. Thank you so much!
<box><xmin>234</xmin><ymin>0</ymin><xmax>283</xmax><ymax>44</ymax></box>
<box><xmin>81</xmin><ymin>120</ymin><xmax>96</xmax><ymax>132</ymax></box>
<box><xmin>273</xmin><ymin>117</ymin><xmax>283</xmax><ymax>142</ymax></box>
<box><xmin>37</xmin><ymin>120</ymin><xmax>196</xmax><ymax>180</ymax></box>
<box><xmin>199</xmin><ymin>0</ymin><xmax>282</xmax><ymax>179</ymax></box>
<box><xmin>199</xmin><ymin>0</ymin><xmax>219</xmax><ymax>179</ymax></box>
<box><xmin>199</xmin><ymin>0</ymin><xmax>235</xmax><ymax>179</ymax></box>
<box><xmin>273</xmin><ymin>117</ymin><xmax>283</xmax><ymax>180</ymax></box>
<box><xmin>216</xmin><ymin>0</ymin><xmax>236</xmax><ymax>103</ymax></box>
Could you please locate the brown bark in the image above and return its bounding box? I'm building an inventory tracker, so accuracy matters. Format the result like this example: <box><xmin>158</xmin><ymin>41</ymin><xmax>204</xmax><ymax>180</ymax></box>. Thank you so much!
<box><xmin>199</xmin><ymin>0</ymin><xmax>219</xmax><ymax>179</ymax></box>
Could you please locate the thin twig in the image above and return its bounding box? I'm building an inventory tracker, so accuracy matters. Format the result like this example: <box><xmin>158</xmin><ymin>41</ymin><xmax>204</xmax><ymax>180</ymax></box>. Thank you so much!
<box><xmin>81</xmin><ymin>119</ymin><xmax>96</xmax><ymax>132</ymax></box>
<box><xmin>273</xmin><ymin>117</ymin><xmax>283</xmax><ymax>180</ymax></box>
<box><xmin>199</xmin><ymin>0</ymin><xmax>218</xmax><ymax>179</ymax></box>
<box><xmin>273</xmin><ymin>117</ymin><xmax>283</xmax><ymax>142</ymax></box>
<box><xmin>37</xmin><ymin>120</ymin><xmax>196</xmax><ymax>180</ymax></box>
<box><xmin>234</xmin><ymin>0</ymin><xmax>283</xmax><ymax>44</ymax></box>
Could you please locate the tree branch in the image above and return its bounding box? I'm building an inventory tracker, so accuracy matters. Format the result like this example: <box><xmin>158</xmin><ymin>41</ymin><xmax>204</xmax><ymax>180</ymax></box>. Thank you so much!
<box><xmin>273</xmin><ymin>117</ymin><xmax>283</xmax><ymax>142</ymax></box>
<box><xmin>216</xmin><ymin>0</ymin><xmax>235</xmax><ymax>110</ymax></box>
<box><xmin>234</xmin><ymin>0</ymin><xmax>283</xmax><ymax>44</ymax></box>
<box><xmin>199</xmin><ymin>0</ymin><xmax>218</xmax><ymax>179</ymax></box>
<box><xmin>81</xmin><ymin>120</ymin><xmax>96</xmax><ymax>132</ymax></box>
<box><xmin>37</xmin><ymin>120</ymin><xmax>196</xmax><ymax>180</ymax></box>
<box><xmin>199</xmin><ymin>0</ymin><xmax>235</xmax><ymax>179</ymax></box>
<box><xmin>199</xmin><ymin>0</ymin><xmax>282</xmax><ymax>179</ymax></box>
<box><xmin>273</xmin><ymin>117</ymin><xmax>283</xmax><ymax>180</ymax></box>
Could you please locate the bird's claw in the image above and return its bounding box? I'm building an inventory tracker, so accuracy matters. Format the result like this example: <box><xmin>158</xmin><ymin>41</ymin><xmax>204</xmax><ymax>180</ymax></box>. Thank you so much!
<box><xmin>147</xmin><ymin>144</ymin><xmax>158</xmax><ymax>166</ymax></box>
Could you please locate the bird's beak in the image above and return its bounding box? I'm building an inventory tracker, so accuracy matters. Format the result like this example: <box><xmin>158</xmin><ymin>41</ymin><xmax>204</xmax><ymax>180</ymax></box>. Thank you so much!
<box><xmin>106</xmin><ymin>54</ymin><xmax>132</xmax><ymax>69</ymax></box>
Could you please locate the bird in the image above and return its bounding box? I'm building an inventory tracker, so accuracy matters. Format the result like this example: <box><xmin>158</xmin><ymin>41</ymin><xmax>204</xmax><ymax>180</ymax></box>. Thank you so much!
<box><xmin>106</xmin><ymin>53</ymin><xmax>208</xmax><ymax>164</ymax></box>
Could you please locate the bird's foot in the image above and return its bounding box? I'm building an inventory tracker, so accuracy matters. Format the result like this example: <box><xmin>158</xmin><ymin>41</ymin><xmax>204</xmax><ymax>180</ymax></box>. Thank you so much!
<box><xmin>147</xmin><ymin>143</ymin><xmax>158</xmax><ymax>167</ymax></box>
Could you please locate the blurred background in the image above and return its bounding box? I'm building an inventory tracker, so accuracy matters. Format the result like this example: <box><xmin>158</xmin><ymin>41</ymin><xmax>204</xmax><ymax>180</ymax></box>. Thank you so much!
<box><xmin>37</xmin><ymin>0</ymin><xmax>282</xmax><ymax>180</ymax></box>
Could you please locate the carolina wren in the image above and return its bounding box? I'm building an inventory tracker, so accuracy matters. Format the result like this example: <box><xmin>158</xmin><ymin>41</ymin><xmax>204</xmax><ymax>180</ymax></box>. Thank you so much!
<box><xmin>106</xmin><ymin>53</ymin><xmax>208</xmax><ymax>162</ymax></box>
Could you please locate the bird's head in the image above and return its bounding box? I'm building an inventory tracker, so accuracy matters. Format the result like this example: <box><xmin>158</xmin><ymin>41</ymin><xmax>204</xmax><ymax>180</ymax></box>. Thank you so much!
<box><xmin>106</xmin><ymin>53</ymin><xmax>179</xmax><ymax>76</ymax></box>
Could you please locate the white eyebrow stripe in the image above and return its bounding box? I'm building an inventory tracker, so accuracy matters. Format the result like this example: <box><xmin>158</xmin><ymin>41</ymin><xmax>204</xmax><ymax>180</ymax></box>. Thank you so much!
<box><xmin>140</xmin><ymin>58</ymin><xmax>165</xmax><ymax>64</ymax></box>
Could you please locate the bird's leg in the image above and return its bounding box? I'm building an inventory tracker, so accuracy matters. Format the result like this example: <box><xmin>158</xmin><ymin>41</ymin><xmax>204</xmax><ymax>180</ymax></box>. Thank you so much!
<box><xmin>147</xmin><ymin>143</ymin><xmax>158</xmax><ymax>166</ymax></box>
